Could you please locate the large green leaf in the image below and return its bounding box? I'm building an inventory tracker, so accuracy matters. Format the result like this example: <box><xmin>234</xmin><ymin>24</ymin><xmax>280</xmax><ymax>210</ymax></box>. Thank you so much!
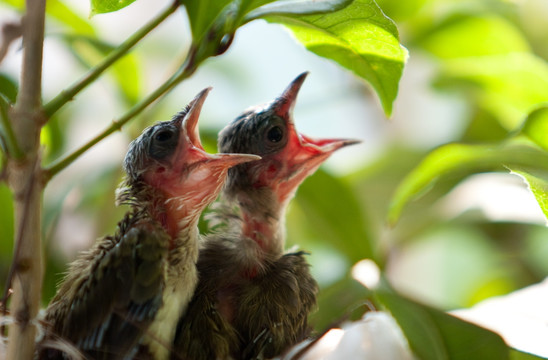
<box><xmin>377</xmin><ymin>290</ymin><xmax>509</xmax><ymax>360</ymax></box>
<box><xmin>435</xmin><ymin>53</ymin><xmax>548</xmax><ymax>130</ymax></box>
<box><xmin>91</xmin><ymin>0</ymin><xmax>137</xmax><ymax>15</ymax></box>
<box><xmin>178</xmin><ymin>0</ymin><xmax>406</xmax><ymax>112</ymax></box>
<box><xmin>295</xmin><ymin>169</ymin><xmax>375</xmax><ymax>262</ymax></box>
<box><xmin>418</xmin><ymin>14</ymin><xmax>530</xmax><ymax>58</ymax></box>
<box><xmin>388</xmin><ymin>141</ymin><xmax>548</xmax><ymax>224</ymax></box>
<box><xmin>264</xmin><ymin>0</ymin><xmax>407</xmax><ymax>116</ymax></box>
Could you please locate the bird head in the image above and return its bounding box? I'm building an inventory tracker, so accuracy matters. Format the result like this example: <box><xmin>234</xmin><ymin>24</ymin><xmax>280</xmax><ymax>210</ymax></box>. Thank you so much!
<box><xmin>121</xmin><ymin>88</ymin><xmax>260</xmax><ymax>235</ymax></box>
<box><xmin>218</xmin><ymin>72</ymin><xmax>359</xmax><ymax>206</ymax></box>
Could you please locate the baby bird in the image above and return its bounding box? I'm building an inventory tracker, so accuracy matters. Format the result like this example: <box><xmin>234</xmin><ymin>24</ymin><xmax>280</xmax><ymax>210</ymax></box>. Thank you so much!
<box><xmin>172</xmin><ymin>73</ymin><xmax>359</xmax><ymax>360</ymax></box>
<box><xmin>39</xmin><ymin>89</ymin><xmax>259</xmax><ymax>360</ymax></box>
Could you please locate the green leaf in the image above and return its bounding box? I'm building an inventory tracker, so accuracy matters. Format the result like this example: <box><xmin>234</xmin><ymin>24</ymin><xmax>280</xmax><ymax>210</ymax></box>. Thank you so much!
<box><xmin>520</xmin><ymin>106</ymin><xmax>548</xmax><ymax>152</ymax></box>
<box><xmin>418</xmin><ymin>15</ymin><xmax>530</xmax><ymax>58</ymax></box>
<box><xmin>374</xmin><ymin>0</ymin><xmax>428</xmax><ymax>22</ymax></box>
<box><xmin>181</xmin><ymin>0</ymin><xmax>356</xmax><ymax>70</ymax></box>
<box><xmin>91</xmin><ymin>0</ymin><xmax>137</xmax><ymax>15</ymax></box>
<box><xmin>294</xmin><ymin>169</ymin><xmax>375</xmax><ymax>262</ymax></box>
<box><xmin>510</xmin><ymin>349</ymin><xmax>548</xmax><ymax>360</ymax></box>
<box><xmin>510</xmin><ymin>166</ymin><xmax>548</xmax><ymax>222</ymax></box>
<box><xmin>377</xmin><ymin>290</ymin><xmax>509</xmax><ymax>360</ymax></box>
<box><xmin>388</xmin><ymin>142</ymin><xmax>548</xmax><ymax>224</ymax></box>
<box><xmin>181</xmin><ymin>0</ymin><xmax>236</xmax><ymax>43</ymax></box>
<box><xmin>264</xmin><ymin>0</ymin><xmax>407</xmax><ymax>116</ymax></box>
<box><xmin>244</xmin><ymin>0</ymin><xmax>353</xmax><ymax>21</ymax></box>
<box><xmin>435</xmin><ymin>53</ymin><xmax>548</xmax><ymax>130</ymax></box>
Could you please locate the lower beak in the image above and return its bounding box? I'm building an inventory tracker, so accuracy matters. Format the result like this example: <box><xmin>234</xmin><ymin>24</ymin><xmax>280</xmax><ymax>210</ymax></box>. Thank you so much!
<box><xmin>300</xmin><ymin>134</ymin><xmax>361</xmax><ymax>154</ymax></box>
<box><xmin>207</xmin><ymin>153</ymin><xmax>261</xmax><ymax>168</ymax></box>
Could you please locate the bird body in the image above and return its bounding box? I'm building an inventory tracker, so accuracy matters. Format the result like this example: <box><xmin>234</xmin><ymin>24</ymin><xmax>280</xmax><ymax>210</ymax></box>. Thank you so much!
<box><xmin>172</xmin><ymin>73</ymin><xmax>358</xmax><ymax>359</ymax></box>
<box><xmin>43</xmin><ymin>207</ymin><xmax>168</xmax><ymax>359</ymax></box>
<box><xmin>39</xmin><ymin>89</ymin><xmax>259</xmax><ymax>360</ymax></box>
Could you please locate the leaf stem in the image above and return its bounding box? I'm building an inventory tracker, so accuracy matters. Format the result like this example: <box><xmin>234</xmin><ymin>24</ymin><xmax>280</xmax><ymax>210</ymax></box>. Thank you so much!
<box><xmin>42</xmin><ymin>1</ymin><xmax>179</xmax><ymax>118</ymax></box>
<box><xmin>43</xmin><ymin>58</ymin><xmax>195</xmax><ymax>182</ymax></box>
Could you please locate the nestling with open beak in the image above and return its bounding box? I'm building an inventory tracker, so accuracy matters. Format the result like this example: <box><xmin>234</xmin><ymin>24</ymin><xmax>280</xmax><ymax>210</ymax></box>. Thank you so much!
<box><xmin>38</xmin><ymin>89</ymin><xmax>259</xmax><ymax>360</ymax></box>
<box><xmin>172</xmin><ymin>72</ymin><xmax>360</xmax><ymax>359</ymax></box>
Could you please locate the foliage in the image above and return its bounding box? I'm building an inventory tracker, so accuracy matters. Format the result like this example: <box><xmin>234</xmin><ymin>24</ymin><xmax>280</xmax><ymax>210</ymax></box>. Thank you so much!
<box><xmin>0</xmin><ymin>0</ymin><xmax>547</xmax><ymax>358</ymax></box>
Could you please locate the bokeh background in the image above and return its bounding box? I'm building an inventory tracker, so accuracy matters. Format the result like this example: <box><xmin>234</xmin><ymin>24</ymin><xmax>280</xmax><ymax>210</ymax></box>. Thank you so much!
<box><xmin>1</xmin><ymin>0</ymin><xmax>548</xmax><ymax>332</ymax></box>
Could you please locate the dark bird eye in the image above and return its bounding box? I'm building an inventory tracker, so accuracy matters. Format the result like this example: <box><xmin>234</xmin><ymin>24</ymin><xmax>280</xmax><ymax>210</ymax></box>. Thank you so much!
<box><xmin>155</xmin><ymin>130</ymin><xmax>173</xmax><ymax>142</ymax></box>
<box><xmin>148</xmin><ymin>125</ymin><xmax>179</xmax><ymax>160</ymax></box>
<box><xmin>267</xmin><ymin>126</ymin><xmax>284</xmax><ymax>143</ymax></box>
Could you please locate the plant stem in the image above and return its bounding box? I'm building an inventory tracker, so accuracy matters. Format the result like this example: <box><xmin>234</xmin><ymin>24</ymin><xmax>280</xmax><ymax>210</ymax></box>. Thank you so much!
<box><xmin>6</xmin><ymin>0</ymin><xmax>46</xmax><ymax>358</ymax></box>
<box><xmin>44</xmin><ymin>58</ymin><xmax>195</xmax><ymax>182</ymax></box>
<box><xmin>42</xmin><ymin>1</ymin><xmax>178</xmax><ymax>118</ymax></box>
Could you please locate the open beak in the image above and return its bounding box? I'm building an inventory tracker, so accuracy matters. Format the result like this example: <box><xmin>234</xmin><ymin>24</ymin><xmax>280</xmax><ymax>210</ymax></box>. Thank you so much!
<box><xmin>181</xmin><ymin>87</ymin><xmax>211</xmax><ymax>152</ymax></box>
<box><xmin>271</xmin><ymin>73</ymin><xmax>360</xmax><ymax>166</ymax></box>
<box><xmin>179</xmin><ymin>87</ymin><xmax>260</xmax><ymax>169</ymax></box>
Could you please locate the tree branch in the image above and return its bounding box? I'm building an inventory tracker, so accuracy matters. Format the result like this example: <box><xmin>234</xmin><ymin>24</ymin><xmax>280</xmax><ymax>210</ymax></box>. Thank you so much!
<box><xmin>6</xmin><ymin>0</ymin><xmax>46</xmax><ymax>358</ymax></box>
<box><xmin>43</xmin><ymin>1</ymin><xmax>178</xmax><ymax>118</ymax></box>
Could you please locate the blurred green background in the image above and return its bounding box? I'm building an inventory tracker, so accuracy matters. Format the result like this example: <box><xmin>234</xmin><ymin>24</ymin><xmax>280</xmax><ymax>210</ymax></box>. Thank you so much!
<box><xmin>1</xmin><ymin>0</ymin><xmax>548</xmax><ymax>334</ymax></box>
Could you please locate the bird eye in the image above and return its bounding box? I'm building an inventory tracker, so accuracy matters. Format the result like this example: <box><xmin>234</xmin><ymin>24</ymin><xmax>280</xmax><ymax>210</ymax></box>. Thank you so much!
<box><xmin>148</xmin><ymin>125</ymin><xmax>179</xmax><ymax>160</ymax></box>
<box><xmin>267</xmin><ymin>126</ymin><xmax>284</xmax><ymax>143</ymax></box>
<box><xmin>155</xmin><ymin>130</ymin><xmax>173</xmax><ymax>142</ymax></box>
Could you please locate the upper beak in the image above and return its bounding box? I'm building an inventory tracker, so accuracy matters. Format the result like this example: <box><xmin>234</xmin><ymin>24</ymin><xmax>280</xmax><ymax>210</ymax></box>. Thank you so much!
<box><xmin>271</xmin><ymin>72</ymin><xmax>309</xmax><ymax>118</ymax></box>
<box><xmin>180</xmin><ymin>87</ymin><xmax>261</xmax><ymax>168</ymax></box>
<box><xmin>182</xmin><ymin>87</ymin><xmax>212</xmax><ymax>151</ymax></box>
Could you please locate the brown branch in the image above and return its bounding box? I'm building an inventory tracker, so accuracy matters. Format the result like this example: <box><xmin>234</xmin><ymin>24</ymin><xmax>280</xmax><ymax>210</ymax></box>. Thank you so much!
<box><xmin>5</xmin><ymin>0</ymin><xmax>46</xmax><ymax>358</ymax></box>
<box><xmin>0</xmin><ymin>155</ymin><xmax>38</xmax><ymax>335</ymax></box>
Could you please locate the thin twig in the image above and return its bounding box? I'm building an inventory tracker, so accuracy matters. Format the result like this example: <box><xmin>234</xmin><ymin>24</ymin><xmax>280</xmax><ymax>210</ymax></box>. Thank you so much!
<box><xmin>42</xmin><ymin>1</ymin><xmax>179</xmax><ymax>118</ymax></box>
<box><xmin>43</xmin><ymin>56</ymin><xmax>196</xmax><ymax>182</ymax></box>
<box><xmin>0</xmin><ymin>95</ymin><xmax>24</xmax><ymax>159</ymax></box>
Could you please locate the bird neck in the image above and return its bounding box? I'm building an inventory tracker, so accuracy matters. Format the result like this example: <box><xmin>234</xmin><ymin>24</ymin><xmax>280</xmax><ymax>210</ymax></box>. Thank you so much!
<box><xmin>118</xmin><ymin>180</ymin><xmax>201</xmax><ymax>250</ymax></box>
<box><xmin>235</xmin><ymin>187</ymin><xmax>287</xmax><ymax>256</ymax></box>
<box><xmin>156</xmin><ymin>193</ymin><xmax>203</xmax><ymax>249</ymax></box>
